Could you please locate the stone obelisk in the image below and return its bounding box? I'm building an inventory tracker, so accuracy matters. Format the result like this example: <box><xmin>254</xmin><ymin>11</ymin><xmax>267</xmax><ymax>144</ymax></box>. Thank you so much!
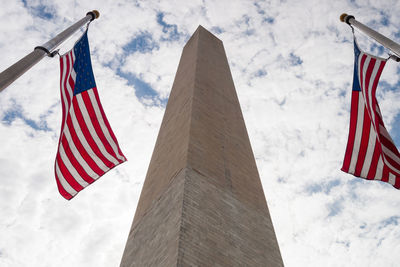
<box><xmin>120</xmin><ymin>26</ymin><xmax>283</xmax><ymax>266</ymax></box>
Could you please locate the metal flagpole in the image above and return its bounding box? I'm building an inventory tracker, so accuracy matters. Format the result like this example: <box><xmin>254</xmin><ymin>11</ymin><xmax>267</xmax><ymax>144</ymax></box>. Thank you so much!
<box><xmin>0</xmin><ymin>10</ymin><xmax>100</xmax><ymax>92</ymax></box>
<box><xmin>340</xmin><ymin>13</ymin><xmax>400</xmax><ymax>58</ymax></box>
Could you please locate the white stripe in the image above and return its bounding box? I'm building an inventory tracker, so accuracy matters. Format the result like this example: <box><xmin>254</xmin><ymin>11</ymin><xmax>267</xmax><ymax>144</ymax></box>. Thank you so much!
<box><xmin>55</xmin><ymin>161</ymin><xmax>77</xmax><ymax>196</ymax></box>
<box><xmin>76</xmin><ymin>94</ymin><xmax>119</xmax><ymax>165</ymax></box>
<box><xmin>349</xmin><ymin>95</ymin><xmax>365</xmax><ymax>173</ymax></box>
<box><xmin>388</xmin><ymin>172</ymin><xmax>396</xmax><ymax>185</ymax></box>
<box><xmin>360</xmin><ymin>124</ymin><xmax>376</xmax><ymax>177</ymax></box>
<box><xmin>69</xmin><ymin>103</ymin><xmax>110</xmax><ymax>171</ymax></box>
<box><xmin>87</xmin><ymin>90</ymin><xmax>125</xmax><ymax>161</ymax></box>
<box><xmin>374</xmin><ymin>156</ymin><xmax>383</xmax><ymax>181</ymax></box>
<box><xmin>64</xmin><ymin>126</ymin><xmax>101</xmax><ymax>179</ymax></box>
<box><xmin>58</xmin><ymin>145</ymin><xmax>89</xmax><ymax>187</ymax></box>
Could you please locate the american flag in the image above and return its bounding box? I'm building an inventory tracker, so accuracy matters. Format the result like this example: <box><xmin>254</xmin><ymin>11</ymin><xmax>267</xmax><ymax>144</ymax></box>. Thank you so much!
<box><xmin>55</xmin><ymin>30</ymin><xmax>126</xmax><ymax>200</ymax></box>
<box><xmin>342</xmin><ymin>39</ymin><xmax>400</xmax><ymax>188</ymax></box>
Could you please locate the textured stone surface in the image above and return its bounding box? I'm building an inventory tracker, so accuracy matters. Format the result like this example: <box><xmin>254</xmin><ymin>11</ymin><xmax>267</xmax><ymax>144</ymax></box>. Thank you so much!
<box><xmin>120</xmin><ymin>169</ymin><xmax>185</xmax><ymax>267</ymax></box>
<box><xmin>178</xmin><ymin>168</ymin><xmax>283</xmax><ymax>266</ymax></box>
<box><xmin>120</xmin><ymin>26</ymin><xmax>283</xmax><ymax>266</ymax></box>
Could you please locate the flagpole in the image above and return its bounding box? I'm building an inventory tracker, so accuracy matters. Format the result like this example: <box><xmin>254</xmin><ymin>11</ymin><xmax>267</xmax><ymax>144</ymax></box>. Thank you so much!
<box><xmin>340</xmin><ymin>13</ymin><xmax>400</xmax><ymax>58</ymax></box>
<box><xmin>0</xmin><ymin>10</ymin><xmax>100</xmax><ymax>93</ymax></box>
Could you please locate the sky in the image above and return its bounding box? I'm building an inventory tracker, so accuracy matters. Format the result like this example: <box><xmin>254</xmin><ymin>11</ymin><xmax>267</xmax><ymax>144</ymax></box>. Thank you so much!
<box><xmin>1</xmin><ymin>0</ymin><xmax>400</xmax><ymax>266</ymax></box>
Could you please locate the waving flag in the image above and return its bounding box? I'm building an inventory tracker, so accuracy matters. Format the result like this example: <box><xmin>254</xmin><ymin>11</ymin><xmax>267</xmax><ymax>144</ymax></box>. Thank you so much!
<box><xmin>342</xmin><ymin>39</ymin><xmax>400</xmax><ymax>188</ymax></box>
<box><xmin>55</xmin><ymin>30</ymin><xmax>126</xmax><ymax>200</ymax></box>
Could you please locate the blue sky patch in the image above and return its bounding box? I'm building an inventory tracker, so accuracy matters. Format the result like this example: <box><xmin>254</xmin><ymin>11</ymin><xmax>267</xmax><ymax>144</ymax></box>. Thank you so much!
<box><xmin>263</xmin><ymin>17</ymin><xmax>274</xmax><ymax>24</ymax></box>
<box><xmin>211</xmin><ymin>26</ymin><xmax>224</xmax><ymax>34</ymax></box>
<box><xmin>2</xmin><ymin>102</ymin><xmax>51</xmax><ymax>132</ymax></box>
<box><xmin>116</xmin><ymin>69</ymin><xmax>165</xmax><ymax>105</ymax></box>
<box><xmin>306</xmin><ymin>183</ymin><xmax>323</xmax><ymax>194</ymax></box>
<box><xmin>327</xmin><ymin>199</ymin><xmax>343</xmax><ymax>217</ymax></box>
<box><xmin>376</xmin><ymin>80</ymin><xmax>400</xmax><ymax>146</ymax></box>
<box><xmin>253</xmin><ymin>2</ymin><xmax>274</xmax><ymax>23</ymax></box>
<box><xmin>379</xmin><ymin>11</ymin><xmax>389</xmax><ymax>26</ymax></box>
<box><xmin>380</xmin><ymin>216</ymin><xmax>399</xmax><ymax>228</ymax></box>
<box><xmin>21</xmin><ymin>0</ymin><xmax>55</xmax><ymax>20</ymax></box>
<box><xmin>389</xmin><ymin>112</ymin><xmax>400</xmax><ymax>146</ymax></box>
<box><xmin>289</xmin><ymin>52</ymin><xmax>303</xmax><ymax>66</ymax></box>
<box><xmin>370</xmin><ymin>43</ymin><xmax>385</xmax><ymax>56</ymax></box>
<box><xmin>157</xmin><ymin>12</ymin><xmax>180</xmax><ymax>41</ymax></box>
<box><xmin>394</xmin><ymin>30</ymin><xmax>400</xmax><ymax>39</ymax></box>
<box><xmin>123</xmin><ymin>32</ymin><xmax>159</xmax><ymax>53</ymax></box>
<box><xmin>256</xmin><ymin>69</ymin><xmax>267</xmax><ymax>77</ymax></box>
<box><xmin>306</xmin><ymin>179</ymin><xmax>341</xmax><ymax>195</ymax></box>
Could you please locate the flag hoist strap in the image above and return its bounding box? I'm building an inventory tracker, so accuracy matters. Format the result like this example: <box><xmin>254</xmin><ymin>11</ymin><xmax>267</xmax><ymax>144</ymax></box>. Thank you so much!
<box><xmin>350</xmin><ymin>25</ymin><xmax>400</xmax><ymax>62</ymax></box>
<box><xmin>34</xmin><ymin>46</ymin><xmax>60</xmax><ymax>57</ymax></box>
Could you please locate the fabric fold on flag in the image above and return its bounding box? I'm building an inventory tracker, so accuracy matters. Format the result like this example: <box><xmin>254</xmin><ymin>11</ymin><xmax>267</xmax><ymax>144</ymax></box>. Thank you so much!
<box><xmin>55</xmin><ymin>29</ymin><xmax>126</xmax><ymax>200</ymax></box>
<box><xmin>342</xmin><ymin>37</ymin><xmax>400</xmax><ymax>189</ymax></box>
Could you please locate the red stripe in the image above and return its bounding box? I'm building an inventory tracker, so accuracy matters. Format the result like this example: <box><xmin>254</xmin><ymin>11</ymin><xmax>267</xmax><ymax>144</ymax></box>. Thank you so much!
<box><xmin>72</xmin><ymin>97</ymin><xmax>115</xmax><ymax>168</ymax></box>
<box><xmin>342</xmin><ymin>92</ymin><xmax>359</xmax><ymax>172</ymax></box>
<box><xmin>56</xmin><ymin>154</ymin><xmax>84</xmax><ymax>191</ymax></box>
<box><xmin>54</xmin><ymin>167</ymin><xmax>73</xmax><ymax>200</ymax></box>
<box><xmin>61</xmin><ymin>134</ymin><xmax>96</xmax><ymax>184</ymax></box>
<box><xmin>65</xmin><ymin>110</ymin><xmax>106</xmax><ymax>176</ymax></box>
<box><xmin>81</xmin><ymin>91</ymin><xmax>119</xmax><ymax>160</ymax></box>
<box><xmin>92</xmin><ymin>87</ymin><xmax>126</xmax><ymax>160</ymax></box>
<box><xmin>382</xmin><ymin>166</ymin><xmax>389</xmax><ymax>182</ymax></box>
<box><xmin>354</xmin><ymin>108</ymin><xmax>371</xmax><ymax>176</ymax></box>
<box><xmin>366</xmin><ymin>141</ymin><xmax>380</xmax><ymax>179</ymax></box>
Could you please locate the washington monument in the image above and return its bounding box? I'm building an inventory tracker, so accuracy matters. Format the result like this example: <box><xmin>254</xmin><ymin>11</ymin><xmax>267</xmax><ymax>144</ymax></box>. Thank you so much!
<box><xmin>120</xmin><ymin>26</ymin><xmax>283</xmax><ymax>266</ymax></box>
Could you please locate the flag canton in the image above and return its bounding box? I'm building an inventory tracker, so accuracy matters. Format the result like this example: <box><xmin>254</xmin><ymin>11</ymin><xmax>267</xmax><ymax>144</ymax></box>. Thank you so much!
<box><xmin>352</xmin><ymin>40</ymin><xmax>361</xmax><ymax>92</ymax></box>
<box><xmin>73</xmin><ymin>31</ymin><xmax>96</xmax><ymax>95</ymax></box>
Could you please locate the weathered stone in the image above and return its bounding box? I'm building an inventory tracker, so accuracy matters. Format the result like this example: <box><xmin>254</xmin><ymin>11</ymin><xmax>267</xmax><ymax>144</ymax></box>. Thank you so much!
<box><xmin>120</xmin><ymin>26</ymin><xmax>283</xmax><ymax>267</ymax></box>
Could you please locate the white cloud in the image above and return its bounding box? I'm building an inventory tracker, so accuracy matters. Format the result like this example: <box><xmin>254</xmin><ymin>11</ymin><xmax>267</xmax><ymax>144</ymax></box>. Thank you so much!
<box><xmin>2</xmin><ymin>0</ymin><xmax>400</xmax><ymax>266</ymax></box>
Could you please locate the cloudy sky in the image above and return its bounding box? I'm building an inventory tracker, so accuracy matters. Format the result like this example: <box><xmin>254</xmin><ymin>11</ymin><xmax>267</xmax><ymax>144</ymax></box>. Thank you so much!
<box><xmin>1</xmin><ymin>0</ymin><xmax>400</xmax><ymax>266</ymax></box>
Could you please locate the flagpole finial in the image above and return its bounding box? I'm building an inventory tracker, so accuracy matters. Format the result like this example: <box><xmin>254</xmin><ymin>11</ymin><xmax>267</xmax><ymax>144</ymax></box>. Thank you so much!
<box><xmin>87</xmin><ymin>10</ymin><xmax>100</xmax><ymax>21</ymax></box>
<box><xmin>340</xmin><ymin>13</ymin><xmax>355</xmax><ymax>25</ymax></box>
<box><xmin>340</xmin><ymin>13</ymin><xmax>348</xmax><ymax>22</ymax></box>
